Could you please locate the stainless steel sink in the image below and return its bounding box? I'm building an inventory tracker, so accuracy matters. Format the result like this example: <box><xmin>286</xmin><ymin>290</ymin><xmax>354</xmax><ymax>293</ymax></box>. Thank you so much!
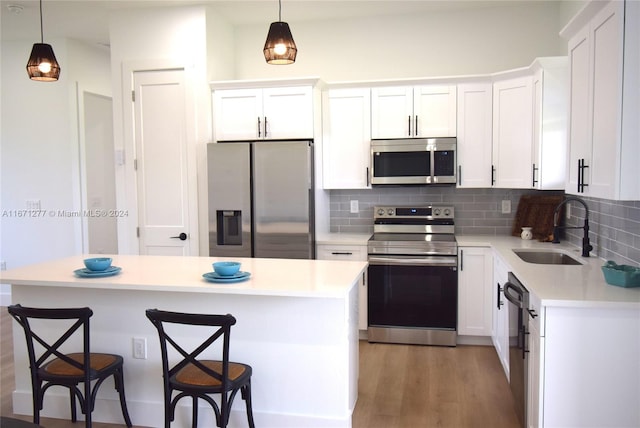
<box><xmin>513</xmin><ymin>249</ymin><xmax>584</xmax><ymax>265</ymax></box>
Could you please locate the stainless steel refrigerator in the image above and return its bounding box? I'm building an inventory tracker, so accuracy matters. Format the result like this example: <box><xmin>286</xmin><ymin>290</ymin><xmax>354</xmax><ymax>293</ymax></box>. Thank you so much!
<box><xmin>207</xmin><ymin>141</ymin><xmax>315</xmax><ymax>259</ymax></box>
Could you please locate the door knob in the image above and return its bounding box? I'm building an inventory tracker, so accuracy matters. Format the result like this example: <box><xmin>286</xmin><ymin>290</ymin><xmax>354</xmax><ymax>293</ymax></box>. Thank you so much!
<box><xmin>170</xmin><ymin>233</ymin><xmax>188</xmax><ymax>241</ymax></box>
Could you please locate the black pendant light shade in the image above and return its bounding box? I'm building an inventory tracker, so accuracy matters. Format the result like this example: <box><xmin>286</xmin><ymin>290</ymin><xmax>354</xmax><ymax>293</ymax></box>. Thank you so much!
<box><xmin>27</xmin><ymin>0</ymin><xmax>61</xmax><ymax>81</ymax></box>
<box><xmin>263</xmin><ymin>0</ymin><xmax>297</xmax><ymax>64</ymax></box>
<box><xmin>27</xmin><ymin>43</ymin><xmax>61</xmax><ymax>81</ymax></box>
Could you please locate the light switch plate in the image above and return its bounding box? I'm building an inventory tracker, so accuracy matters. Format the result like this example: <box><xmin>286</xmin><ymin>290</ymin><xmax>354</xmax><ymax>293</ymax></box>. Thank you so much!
<box><xmin>350</xmin><ymin>200</ymin><xmax>359</xmax><ymax>213</ymax></box>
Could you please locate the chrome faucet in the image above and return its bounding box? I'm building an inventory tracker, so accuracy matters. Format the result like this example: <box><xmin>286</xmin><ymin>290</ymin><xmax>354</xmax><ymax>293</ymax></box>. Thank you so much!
<box><xmin>552</xmin><ymin>196</ymin><xmax>593</xmax><ymax>257</ymax></box>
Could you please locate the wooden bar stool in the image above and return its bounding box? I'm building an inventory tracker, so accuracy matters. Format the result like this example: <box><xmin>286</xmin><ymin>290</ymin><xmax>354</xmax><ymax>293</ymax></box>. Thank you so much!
<box><xmin>7</xmin><ymin>304</ymin><xmax>133</xmax><ymax>428</ymax></box>
<box><xmin>146</xmin><ymin>309</ymin><xmax>255</xmax><ymax>428</ymax></box>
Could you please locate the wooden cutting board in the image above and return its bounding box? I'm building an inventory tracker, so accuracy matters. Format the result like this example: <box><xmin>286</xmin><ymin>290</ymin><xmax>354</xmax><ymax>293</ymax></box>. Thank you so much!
<box><xmin>511</xmin><ymin>194</ymin><xmax>564</xmax><ymax>241</ymax></box>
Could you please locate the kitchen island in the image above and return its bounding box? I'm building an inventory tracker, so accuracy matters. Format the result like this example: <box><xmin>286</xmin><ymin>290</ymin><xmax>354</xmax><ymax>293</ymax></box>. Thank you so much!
<box><xmin>1</xmin><ymin>255</ymin><xmax>368</xmax><ymax>428</ymax></box>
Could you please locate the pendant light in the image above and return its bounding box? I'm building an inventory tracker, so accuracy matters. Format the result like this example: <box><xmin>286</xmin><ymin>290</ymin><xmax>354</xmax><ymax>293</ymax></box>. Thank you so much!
<box><xmin>26</xmin><ymin>0</ymin><xmax>61</xmax><ymax>81</ymax></box>
<box><xmin>263</xmin><ymin>0</ymin><xmax>297</xmax><ymax>64</ymax></box>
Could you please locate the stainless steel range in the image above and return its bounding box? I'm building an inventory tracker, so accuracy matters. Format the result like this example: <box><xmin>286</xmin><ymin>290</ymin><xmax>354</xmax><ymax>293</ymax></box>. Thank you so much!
<box><xmin>367</xmin><ymin>205</ymin><xmax>458</xmax><ymax>346</ymax></box>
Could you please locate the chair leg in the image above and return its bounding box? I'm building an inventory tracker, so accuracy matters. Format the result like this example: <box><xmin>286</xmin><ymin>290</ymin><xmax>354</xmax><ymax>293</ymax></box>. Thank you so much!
<box><xmin>32</xmin><ymin>386</ymin><xmax>41</xmax><ymax>425</ymax></box>
<box><xmin>69</xmin><ymin>388</ymin><xmax>77</xmax><ymax>422</ymax></box>
<box><xmin>242</xmin><ymin>382</ymin><xmax>255</xmax><ymax>428</ymax></box>
<box><xmin>191</xmin><ymin>396</ymin><xmax>198</xmax><ymax>428</ymax></box>
<box><xmin>114</xmin><ymin>369</ymin><xmax>133</xmax><ymax>427</ymax></box>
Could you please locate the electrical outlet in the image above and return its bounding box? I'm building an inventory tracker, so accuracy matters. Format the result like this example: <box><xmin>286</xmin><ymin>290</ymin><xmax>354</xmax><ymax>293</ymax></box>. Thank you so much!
<box><xmin>0</xmin><ymin>261</ymin><xmax>6</xmax><ymax>271</ymax></box>
<box><xmin>501</xmin><ymin>200</ymin><xmax>511</xmax><ymax>214</ymax></box>
<box><xmin>350</xmin><ymin>200</ymin><xmax>359</xmax><ymax>214</ymax></box>
<box><xmin>132</xmin><ymin>337</ymin><xmax>147</xmax><ymax>359</ymax></box>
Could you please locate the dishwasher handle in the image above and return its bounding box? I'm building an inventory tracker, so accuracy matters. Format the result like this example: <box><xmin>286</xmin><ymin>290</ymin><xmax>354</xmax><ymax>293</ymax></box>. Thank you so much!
<box><xmin>503</xmin><ymin>281</ymin><xmax>525</xmax><ymax>309</ymax></box>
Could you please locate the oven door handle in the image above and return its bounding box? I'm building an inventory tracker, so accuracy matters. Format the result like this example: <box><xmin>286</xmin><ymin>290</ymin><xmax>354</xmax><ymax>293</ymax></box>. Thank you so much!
<box><xmin>368</xmin><ymin>256</ymin><xmax>458</xmax><ymax>267</ymax></box>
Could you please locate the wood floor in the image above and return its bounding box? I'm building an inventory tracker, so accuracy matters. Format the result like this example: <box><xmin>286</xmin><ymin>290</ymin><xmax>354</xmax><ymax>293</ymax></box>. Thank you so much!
<box><xmin>2</xmin><ymin>307</ymin><xmax>519</xmax><ymax>428</ymax></box>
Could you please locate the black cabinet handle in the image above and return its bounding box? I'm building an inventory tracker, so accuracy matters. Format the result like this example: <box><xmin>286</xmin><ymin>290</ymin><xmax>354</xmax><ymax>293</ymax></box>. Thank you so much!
<box><xmin>408</xmin><ymin>115</ymin><xmax>412</xmax><ymax>136</ymax></box>
<box><xmin>528</xmin><ymin>309</ymin><xmax>538</xmax><ymax>319</ymax></box>
<box><xmin>496</xmin><ymin>283</ymin><xmax>504</xmax><ymax>309</ymax></box>
<box><xmin>170</xmin><ymin>233</ymin><xmax>188</xmax><ymax>241</ymax></box>
<box><xmin>415</xmin><ymin>115</ymin><xmax>418</xmax><ymax>136</ymax></box>
<box><xmin>460</xmin><ymin>250</ymin><xmax>463</xmax><ymax>270</ymax></box>
<box><xmin>257</xmin><ymin>117</ymin><xmax>261</xmax><ymax>138</ymax></box>
<box><xmin>458</xmin><ymin>165</ymin><xmax>462</xmax><ymax>186</ymax></box>
<box><xmin>264</xmin><ymin>116</ymin><xmax>268</xmax><ymax>138</ymax></box>
<box><xmin>366</xmin><ymin>167</ymin><xmax>370</xmax><ymax>187</ymax></box>
<box><xmin>491</xmin><ymin>165</ymin><xmax>496</xmax><ymax>186</ymax></box>
<box><xmin>532</xmin><ymin>163</ymin><xmax>538</xmax><ymax>187</ymax></box>
<box><xmin>331</xmin><ymin>252</ymin><xmax>353</xmax><ymax>256</ymax></box>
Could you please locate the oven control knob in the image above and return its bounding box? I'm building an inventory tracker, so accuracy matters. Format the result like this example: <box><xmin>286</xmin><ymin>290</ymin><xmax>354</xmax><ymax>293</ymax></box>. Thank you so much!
<box><xmin>444</xmin><ymin>208</ymin><xmax>451</xmax><ymax>216</ymax></box>
<box><xmin>387</xmin><ymin>208</ymin><xmax>395</xmax><ymax>216</ymax></box>
<box><xmin>433</xmin><ymin>208</ymin><xmax>441</xmax><ymax>216</ymax></box>
<box><xmin>377</xmin><ymin>208</ymin><xmax>385</xmax><ymax>216</ymax></box>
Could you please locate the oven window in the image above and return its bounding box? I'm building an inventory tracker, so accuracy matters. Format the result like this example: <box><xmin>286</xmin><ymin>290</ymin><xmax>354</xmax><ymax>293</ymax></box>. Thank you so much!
<box><xmin>368</xmin><ymin>263</ymin><xmax>457</xmax><ymax>329</ymax></box>
<box><xmin>433</xmin><ymin>150</ymin><xmax>455</xmax><ymax>176</ymax></box>
<box><xmin>373</xmin><ymin>151</ymin><xmax>430</xmax><ymax>177</ymax></box>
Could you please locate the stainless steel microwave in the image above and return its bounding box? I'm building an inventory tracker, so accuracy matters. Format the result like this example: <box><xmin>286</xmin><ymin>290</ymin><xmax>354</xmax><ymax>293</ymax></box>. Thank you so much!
<box><xmin>370</xmin><ymin>138</ymin><xmax>457</xmax><ymax>185</ymax></box>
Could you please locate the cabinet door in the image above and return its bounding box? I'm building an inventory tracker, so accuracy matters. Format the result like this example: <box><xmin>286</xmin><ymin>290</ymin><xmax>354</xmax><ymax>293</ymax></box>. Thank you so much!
<box><xmin>316</xmin><ymin>243</ymin><xmax>368</xmax><ymax>330</ymax></box>
<box><xmin>589</xmin><ymin>1</ymin><xmax>624</xmax><ymax>198</ymax></box>
<box><xmin>322</xmin><ymin>88</ymin><xmax>371</xmax><ymax>189</ymax></box>
<box><xmin>492</xmin><ymin>76</ymin><xmax>534</xmax><ymax>188</ymax></box>
<box><xmin>456</xmin><ymin>83</ymin><xmax>493</xmax><ymax>188</ymax></box>
<box><xmin>371</xmin><ymin>86</ymin><xmax>414</xmax><ymax>139</ymax></box>
<box><xmin>532</xmin><ymin>59</ymin><xmax>568</xmax><ymax>191</ymax></box>
<box><xmin>527</xmin><ymin>292</ymin><xmax>544</xmax><ymax>428</ymax></box>
<box><xmin>566</xmin><ymin>27</ymin><xmax>591</xmax><ymax>195</ymax></box>
<box><xmin>413</xmin><ymin>85</ymin><xmax>457</xmax><ymax>137</ymax></box>
<box><xmin>492</xmin><ymin>254</ymin><xmax>509</xmax><ymax>378</ymax></box>
<box><xmin>213</xmin><ymin>88</ymin><xmax>262</xmax><ymax>141</ymax></box>
<box><xmin>262</xmin><ymin>86</ymin><xmax>314</xmax><ymax>140</ymax></box>
<box><xmin>457</xmin><ymin>247</ymin><xmax>493</xmax><ymax>336</ymax></box>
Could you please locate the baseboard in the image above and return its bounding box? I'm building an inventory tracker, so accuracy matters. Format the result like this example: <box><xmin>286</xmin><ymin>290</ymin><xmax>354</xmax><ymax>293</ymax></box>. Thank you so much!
<box><xmin>11</xmin><ymin>390</ymin><xmax>352</xmax><ymax>428</ymax></box>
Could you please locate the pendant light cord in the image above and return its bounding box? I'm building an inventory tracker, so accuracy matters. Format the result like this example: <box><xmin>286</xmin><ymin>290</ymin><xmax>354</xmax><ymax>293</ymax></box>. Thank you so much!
<box><xmin>278</xmin><ymin>0</ymin><xmax>282</xmax><ymax>21</ymax></box>
<box><xmin>39</xmin><ymin>0</ymin><xmax>44</xmax><ymax>43</ymax></box>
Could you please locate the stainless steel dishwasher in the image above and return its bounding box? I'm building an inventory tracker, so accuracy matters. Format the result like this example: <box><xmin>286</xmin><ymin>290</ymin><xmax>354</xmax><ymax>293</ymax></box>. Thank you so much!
<box><xmin>503</xmin><ymin>272</ymin><xmax>529</xmax><ymax>428</ymax></box>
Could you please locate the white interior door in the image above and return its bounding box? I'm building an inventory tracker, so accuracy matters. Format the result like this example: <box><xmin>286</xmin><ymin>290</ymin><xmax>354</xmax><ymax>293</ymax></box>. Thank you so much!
<box><xmin>133</xmin><ymin>69</ymin><xmax>197</xmax><ymax>256</ymax></box>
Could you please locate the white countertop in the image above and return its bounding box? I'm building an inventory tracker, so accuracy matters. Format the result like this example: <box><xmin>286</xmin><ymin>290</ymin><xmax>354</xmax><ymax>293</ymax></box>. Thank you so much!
<box><xmin>0</xmin><ymin>255</ymin><xmax>368</xmax><ymax>299</ymax></box>
<box><xmin>457</xmin><ymin>235</ymin><xmax>640</xmax><ymax>309</ymax></box>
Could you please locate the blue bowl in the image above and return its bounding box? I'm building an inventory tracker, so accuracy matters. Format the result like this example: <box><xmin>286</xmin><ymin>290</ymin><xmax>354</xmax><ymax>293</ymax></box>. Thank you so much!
<box><xmin>83</xmin><ymin>257</ymin><xmax>112</xmax><ymax>271</ymax></box>
<box><xmin>213</xmin><ymin>261</ymin><xmax>241</xmax><ymax>276</ymax></box>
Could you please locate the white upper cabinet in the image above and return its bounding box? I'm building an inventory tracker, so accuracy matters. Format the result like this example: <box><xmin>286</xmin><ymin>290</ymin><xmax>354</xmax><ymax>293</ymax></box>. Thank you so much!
<box><xmin>213</xmin><ymin>86</ymin><xmax>314</xmax><ymax>141</ymax></box>
<box><xmin>562</xmin><ymin>0</ymin><xmax>640</xmax><ymax>200</ymax></box>
<box><xmin>322</xmin><ymin>88</ymin><xmax>371</xmax><ymax>189</ymax></box>
<box><xmin>371</xmin><ymin>85</ymin><xmax>457</xmax><ymax>139</ymax></box>
<box><xmin>531</xmin><ymin>58</ymin><xmax>568</xmax><ymax>190</ymax></box>
<box><xmin>456</xmin><ymin>82</ymin><xmax>493</xmax><ymax>188</ymax></box>
<box><xmin>492</xmin><ymin>75</ymin><xmax>534</xmax><ymax>188</ymax></box>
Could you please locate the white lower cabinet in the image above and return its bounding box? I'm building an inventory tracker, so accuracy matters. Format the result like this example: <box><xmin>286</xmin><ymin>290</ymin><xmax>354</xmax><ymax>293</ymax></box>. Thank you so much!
<box><xmin>317</xmin><ymin>243</ymin><xmax>368</xmax><ymax>330</ymax></box>
<box><xmin>457</xmin><ymin>247</ymin><xmax>493</xmax><ymax>336</ymax></box>
<box><xmin>492</xmin><ymin>253</ymin><xmax>510</xmax><ymax>378</ymax></box>
<box><xmin>527</xmin><ymin>291</ymin><xmax>543</xmax><ymax>428</ymax></box>
<box><xmin>527</xmin><ymin>302</ymin><xmax>640</xmax><ymax>428</ymax></box>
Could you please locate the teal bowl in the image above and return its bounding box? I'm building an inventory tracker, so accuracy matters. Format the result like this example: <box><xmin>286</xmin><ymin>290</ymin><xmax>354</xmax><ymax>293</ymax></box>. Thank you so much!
<box><xmin>84</xmin><ymin>257</ymin><xmax>112</xmax><ymax>271</ymax></box>
<box><xmin>213</xmin><ymin>261</ymin><xmax>241</xmax><ymax>276</ymax></box>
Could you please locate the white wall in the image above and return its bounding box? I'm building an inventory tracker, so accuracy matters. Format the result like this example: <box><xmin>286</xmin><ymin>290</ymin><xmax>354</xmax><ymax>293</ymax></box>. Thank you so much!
<box><xmin>0</xmin><ymin>38</ymin><xmax>111</xmax><ymax>304</ymax></box>
<box><xmin>230</xmin><ymin>2</ymin><xmax>567</xmax><ymax>81</ymax></box>
<box><xmin>108</xmin><ymin>5</ymin><xmax>210</xmax><ymax>255</ymax></box>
